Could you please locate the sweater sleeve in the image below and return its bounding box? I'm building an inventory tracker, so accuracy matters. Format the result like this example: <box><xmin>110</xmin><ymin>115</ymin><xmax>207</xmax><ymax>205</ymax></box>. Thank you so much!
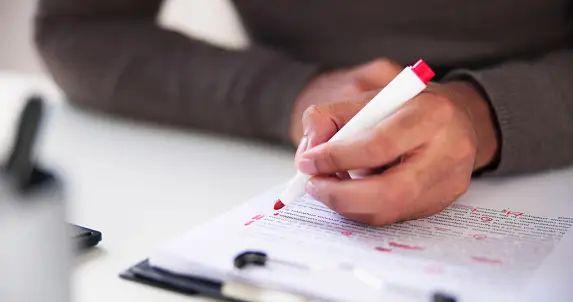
<box><xmin>34</xmin><ymin>0</ymin><xmax>318</xmax><ymax>143</ymax></box>
<box><xmin>444</xmin><ymin>48</ymin><xmax>573</xmax><ymax>175</ymax></box>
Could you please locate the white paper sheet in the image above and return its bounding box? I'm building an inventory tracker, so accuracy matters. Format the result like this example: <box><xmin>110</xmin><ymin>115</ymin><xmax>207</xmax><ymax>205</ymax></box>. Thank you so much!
<box><xmin>150</xmin><ymin>170</ymin><xmax>573</xmax><ymax>302</ymax></box>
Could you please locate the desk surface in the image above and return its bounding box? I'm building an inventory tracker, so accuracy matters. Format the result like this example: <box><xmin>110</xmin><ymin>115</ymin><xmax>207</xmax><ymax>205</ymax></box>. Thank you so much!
<box><xmin>1</xmin><ymin>72</ymin><xmax>572</xmax><ymax>302</ymax></box>
<box><xmin>0</xmin><ymin>72</ymin><xmax>296</xmax><ymax>302</ymax></box>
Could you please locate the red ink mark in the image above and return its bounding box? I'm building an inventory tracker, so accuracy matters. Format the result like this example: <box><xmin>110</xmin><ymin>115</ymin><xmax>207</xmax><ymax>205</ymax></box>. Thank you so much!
<box><xmin>251</xmin><ymin>214</ymin><xmax>264</xmax><ymax>220</ymax></box>
<box><xmin>480</xmin><ymin>216</ymin><xmax>493</xmax><ymax>222</ymax></box>
<box><xmin>274</xmin><ymin>199</ymin><xmax>285</xmax><ymax>210</ymax></box>
<box><xmin>273</xmin><ymin>212</ymin><xmax>280</xmax><ymax>216</ymax></box>
<box><xmin>389</xmin><ymin>242</ymin><xmax>424</xmax><ymax>251</ymax></box>
<box><xmin>471</xmin><ymin>256</ymin><xmax>502</xmax><ymax>265</ymax></box>
<box><xmin>245</xmin><ymin>214</ymin><xmax>265</xmax><ymax>225</ymax></box>
<box><xmin>434</xmin><ymin>227</ymin><xmax>449</xmax><ymax>231</ymax></box>
<box><xmin>473</xmin><ymin>234</ymin><xmax>487</xmax><ymax>240</ymax></box>
<box><xmin>470</xmin><ymin>208</ymin><xmax>479</xmax><ymax>215</ymax></box>
<box><xmin>341</xmin><ymin>230</ymin><xmax>353</xmax><ymax>237</ymax></box>
<box><xmin>374</xmin><ymin>246</ymin><xmax>392</xmax><ymax>253</ymax></box>
<box><xmin>503</xmin><ymin>209</ymin><xmax>524</xmax><ymax>218</ymax></box>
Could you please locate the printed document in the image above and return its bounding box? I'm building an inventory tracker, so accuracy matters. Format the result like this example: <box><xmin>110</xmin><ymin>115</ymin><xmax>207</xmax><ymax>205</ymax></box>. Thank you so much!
<box><xmin>150</xmin><ymin>173</ymin><xmax>573</xmax><ymax>302</ymax></box>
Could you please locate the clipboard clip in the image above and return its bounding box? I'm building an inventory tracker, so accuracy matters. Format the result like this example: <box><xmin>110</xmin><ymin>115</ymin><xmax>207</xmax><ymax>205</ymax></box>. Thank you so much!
<box><xmin>234</xmin><ymin>250</ymin><xmax>308</xmax><ymax>271</ymax></box>
<box><xmin>233</xmin><ymin>250</ymin><xmax>458</xmax><ymax>302</ymax></box>
<box><xmin>234</xmin><ymin>250</ymin><xmax>382</xmax><ymax>288</ymax></box>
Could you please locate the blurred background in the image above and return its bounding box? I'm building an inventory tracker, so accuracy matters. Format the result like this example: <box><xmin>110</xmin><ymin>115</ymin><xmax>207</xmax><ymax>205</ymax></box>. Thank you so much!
<box><xmin>0</xmin><ymin>0</ymin><xmax>249</xmax><ymax>76</ymax></box>
<box><xmin>0</xmin><ymin>3</ymin><xmax>289</xmax><ymax>301</ymax></box>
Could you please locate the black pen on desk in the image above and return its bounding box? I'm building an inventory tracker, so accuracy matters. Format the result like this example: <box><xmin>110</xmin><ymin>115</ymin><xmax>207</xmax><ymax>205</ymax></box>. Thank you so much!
<box><xmin>4</xmin><ymin>95</ymin><xmax>44</xmax><ymax>191</ymax></box>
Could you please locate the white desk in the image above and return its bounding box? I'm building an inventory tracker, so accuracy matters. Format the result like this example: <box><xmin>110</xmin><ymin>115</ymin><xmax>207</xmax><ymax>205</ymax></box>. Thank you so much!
<box><xmin>0</xmin><ymin>72</ymin><xmax>296</xmax><ymax>302</ymax></box>
<box><xmin>1</xmin><ymin>72</ymin><xmax>572</xmax><ymax>302</ymax></box>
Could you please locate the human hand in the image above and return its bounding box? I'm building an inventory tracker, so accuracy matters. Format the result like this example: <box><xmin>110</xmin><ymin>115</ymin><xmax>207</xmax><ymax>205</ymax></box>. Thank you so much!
<box><xmin>289</xmin><ymin>59</ymin><xmax>403</xmax><ymax>144</ymax></box>
<box><xmin>294</xmin><ymin>78</ymin><xmax>499</xmax><ymax>226</ymax></box>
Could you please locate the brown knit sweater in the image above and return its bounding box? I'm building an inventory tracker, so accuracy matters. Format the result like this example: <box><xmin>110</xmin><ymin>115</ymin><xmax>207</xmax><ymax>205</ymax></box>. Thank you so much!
<box><xmin>35</xmin><ymin>0</ymin><xmax>573</xmax><ymax>175</ymax></box>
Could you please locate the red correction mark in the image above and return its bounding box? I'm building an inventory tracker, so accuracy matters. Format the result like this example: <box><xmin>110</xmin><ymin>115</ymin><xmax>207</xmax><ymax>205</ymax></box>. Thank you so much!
<box><xmin>470</xmin><ymin>208</ymin><xmax>479</xmax><ymax>215</ymax></box>
<box><xmin>471</xmin><ymin>256</ymin><xmax>502</xmax><ymax>265</ymax></box>
<box><xmin>480</xmin><ymin>216</ymin><xmax>493</xmax><ymax>223</ymax></box>
<box><xmin>252</xmin><ymin>214</ymin><xmax>265</xmax><ymax>220</ymax></box>
<box><xmin>341</xmin><ymin>230</ymin><xmax>353</xmax><ymax>237</ymax></box>
<box><xmin>473</xmin><ymin>234</ymin><xmax>487</xmax><ymax>240</ymax></box>
<box><xmin>503</xmin><ymin>209</ymin><xmax>524</xmax><ymax>218</ymax></box>
<box><xmin>389</xmin><ymin>242</ymin><xmax>424</xmax><ymax>251</ymax></box>
<box><xmin>374</xmin><ymin>246</ymin><xmax>392</xmax><ymax>253</ymax></box>
<box><xmin>273</xmin><ymin>212</ymin><xmax>280</xmax><ymax>216</ymax></box>
<box><xmin>244</xmin><ymin>214</ymin><xmax>265</xmax><ymax>226</ymax></box>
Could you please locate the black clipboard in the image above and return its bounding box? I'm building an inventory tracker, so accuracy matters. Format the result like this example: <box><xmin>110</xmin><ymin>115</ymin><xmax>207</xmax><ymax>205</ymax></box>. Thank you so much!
<box><xmin>120</xmin><ymin>243</ymin><xmax>462</xmax><ymax>302</ymax></box>
<box><xmin>120</xmin><ymin>259</ymin><xmax>459</xmax><ymax>302</ymax></box>
<box><xmin>120</xmin><ymin>259</ymin><xmax>242</xmax><ymax>302</ymax></box>
<box><xmin>120</xmin><ymin>251</ymin><xmax>274</xmax><ymax>301</ymax></box>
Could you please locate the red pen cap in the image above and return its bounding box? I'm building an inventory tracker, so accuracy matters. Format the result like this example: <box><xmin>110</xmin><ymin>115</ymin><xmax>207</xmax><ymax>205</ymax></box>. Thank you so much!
<box><xmin>411</xmin><ymin>59</ymin><xmax>435</xmax><ymax>84</ymax></box>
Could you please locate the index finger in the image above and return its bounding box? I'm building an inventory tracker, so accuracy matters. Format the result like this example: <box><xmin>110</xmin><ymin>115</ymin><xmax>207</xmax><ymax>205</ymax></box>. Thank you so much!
<box><xmin>300</xmin><ymin>92</ymin><xmax>375</xmax><ymax>150</ymax></box>
<box><xmin>298</xmin><ymin>93</ymin><xmax>451</xmax><ymax>175</ymax></box>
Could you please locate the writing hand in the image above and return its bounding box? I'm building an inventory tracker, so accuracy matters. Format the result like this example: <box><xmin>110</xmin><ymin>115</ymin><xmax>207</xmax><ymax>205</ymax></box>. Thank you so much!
<box><xmin>294</xmin><ymin>76</ymin><xmax>499</xmax><ymax>225</ymax></box>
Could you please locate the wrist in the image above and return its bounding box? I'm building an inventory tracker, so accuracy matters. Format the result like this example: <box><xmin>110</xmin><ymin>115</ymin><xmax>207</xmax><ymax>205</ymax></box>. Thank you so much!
<box><xmin>444</xmin><ymin>81</ymin><xmax>500</xmax><ymax>170</ymax></box>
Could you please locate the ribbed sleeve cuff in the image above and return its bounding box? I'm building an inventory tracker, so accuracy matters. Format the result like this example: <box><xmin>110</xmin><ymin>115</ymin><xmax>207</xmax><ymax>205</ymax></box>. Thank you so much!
<box><xmin>444</xmin><ymin>62</ymin><xmax>568</xmax><ymax>175</ymax></box>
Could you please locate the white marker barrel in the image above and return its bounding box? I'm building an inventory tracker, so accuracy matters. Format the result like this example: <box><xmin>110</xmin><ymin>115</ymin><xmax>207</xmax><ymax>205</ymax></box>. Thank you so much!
<box><xmin>276</xmin><ymin>60</ymin><xmax>435</xmax><ymax>209</ymax></box>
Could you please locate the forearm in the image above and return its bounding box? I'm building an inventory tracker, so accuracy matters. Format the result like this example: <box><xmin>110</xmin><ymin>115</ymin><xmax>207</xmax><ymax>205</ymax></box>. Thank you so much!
<box><xmin>35</xmin><ymin>0</ymin><xmax>318</xmax><ymax>142</ymax></box>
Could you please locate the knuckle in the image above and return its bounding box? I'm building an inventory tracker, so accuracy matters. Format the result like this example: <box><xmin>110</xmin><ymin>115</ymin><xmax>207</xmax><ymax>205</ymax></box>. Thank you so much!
<box><xmin>455</xmin><ymin>137</ymin><xmax>477</xmax><ymax>161</ymax></box>
<box><xmin>363</xmin><ymin>138</ymin><xmax>384</xmax><ymax>160</ymax></box>
<box><xmin>346</xmin><ymin>78</ymin><xmax>366</xmax><ymax>94</ymax></box>
<box><xmin>325</xmin><ymin>191</ymin><xmax>345</xmax><ymax>212</ymax></box>
<box><xmin>302</xmin><ymin>105</ymin><xmax>321</xmax><ymax>122</ymax></box>
<box><xmin>430</xmin><ymin>94</ymin><xmax>456</xmax><ymax>123</ymax></box>
<box><xmin>366</xmin><ymin>132</ymin><xmax>395</xmax><ymax>161</ymax></box>
<box><xmin>302</xmin><ymin>105</ymin><xmax>326</xmax><ymax>131</ymax></box>
<box><xmin>371</xmin><ymin>58</ymin><xmax>400</xmax><ymax>71</ymax></box>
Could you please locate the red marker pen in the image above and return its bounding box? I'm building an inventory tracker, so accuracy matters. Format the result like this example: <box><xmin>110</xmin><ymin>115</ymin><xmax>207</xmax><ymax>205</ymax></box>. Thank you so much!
<box><xmin>275</xmin><ymin>59</ymin><xmax>435</xmax><ymax>210</ymax></box>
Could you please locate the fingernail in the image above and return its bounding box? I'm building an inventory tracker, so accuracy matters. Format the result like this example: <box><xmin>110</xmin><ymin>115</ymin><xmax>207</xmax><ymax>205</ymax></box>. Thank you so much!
<box><xmin>295</xmin><ymin>135</ymin><xmax>309</xmax><ymax>156</ymax></box>
<box><xmin>298</xmin><ymin>158</ymin><xmax>318</xmax><ymax>175</ymax></box>
<box><xmin>305</xmin><ymin>179</ymin><xmax>318</xmax><ymax>197</ymax></box>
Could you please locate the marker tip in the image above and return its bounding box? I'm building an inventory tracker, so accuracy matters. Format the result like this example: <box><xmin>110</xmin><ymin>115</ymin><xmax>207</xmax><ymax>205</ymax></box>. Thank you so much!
<box><xmin>274</xmin><ymin>199</ymin><xmax>285</xmax><ymax>210</ymax></box>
